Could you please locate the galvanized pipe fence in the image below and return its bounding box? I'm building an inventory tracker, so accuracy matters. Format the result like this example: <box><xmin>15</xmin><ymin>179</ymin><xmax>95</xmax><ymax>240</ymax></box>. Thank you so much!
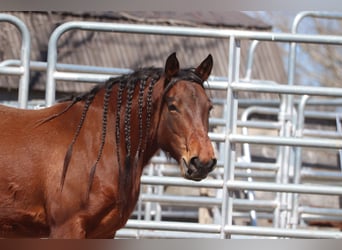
<box><xmin>0</xmin><ymin>12</ymin><xmax>342</xmax><ymax>238</ymax></box>
<box><xmin>0</xmin><ymin>13</ymin><xmax>31</xmax><ymax>109</ymax></box>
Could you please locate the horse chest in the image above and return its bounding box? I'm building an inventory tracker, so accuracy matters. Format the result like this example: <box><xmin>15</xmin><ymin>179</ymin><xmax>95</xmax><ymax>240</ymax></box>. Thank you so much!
<box><xmin>88</xmin><ymin>198</ymin><xmax>138</xmax><ymax>238</ymax></box>
<box><xmin>87</xmin><ymin>183</ymin><xmax>141</xmax><ymax>238</ymax></box>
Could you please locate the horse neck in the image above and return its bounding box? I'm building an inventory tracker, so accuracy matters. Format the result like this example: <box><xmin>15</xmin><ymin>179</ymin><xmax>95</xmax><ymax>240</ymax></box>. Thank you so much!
<box><xmin>76</xmin><ymin>80</ymin><xmax>164</xmax><ymax>177</ymax></box>
<box><xmin>63</xmin><ymin>81</ymin><xmax>163</xmax><ymax>206</ymax></box>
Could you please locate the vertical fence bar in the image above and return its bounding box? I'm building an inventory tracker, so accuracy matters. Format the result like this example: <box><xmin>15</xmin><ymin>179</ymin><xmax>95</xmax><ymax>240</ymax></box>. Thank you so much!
<box><xmin>220</xmin><ymin>35</ymin><xmax>236</xmax><ymax>238</ymax></box>
<box><xmin>291</xmin><ymin>95</ymin><xmax>310</xmax><ymax>229</ymax></box>
<box><xmin>46</xmin><ymin>23</ymin><xmax>63</xmax><ymax>107</ymax></box>
<box><xmin>220</xmin><ymin>36</ymin><xmax>241</xmax><ymax>238</ymax></box>
<box><xmin>243</xmin><ymin>40</ymin><xmax>259</xmax><ymax>82</ymax></box>
<box><xmin>0</xmin><ymin>14</ymin><xmax>31</xmax><ymax>108</ymax></box>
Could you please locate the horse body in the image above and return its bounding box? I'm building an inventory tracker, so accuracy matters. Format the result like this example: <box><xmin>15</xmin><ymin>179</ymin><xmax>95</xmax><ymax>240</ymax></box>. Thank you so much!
<box><xmin>0</xmin><ymin>53</ymin><xmax>216</xmax><ymax>238</ymax></box>
<box><xmin>0</xmin><ymin>104</ymin><xmax>69</xmax><ymax>237</ymax></box>
<box><xmin>0</xmin><ymin>94</ymin><xmax>145</xmax><ymax>238</ymax></box>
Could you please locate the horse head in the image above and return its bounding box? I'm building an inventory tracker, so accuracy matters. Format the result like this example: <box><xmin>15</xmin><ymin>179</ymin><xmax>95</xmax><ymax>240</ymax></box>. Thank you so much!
<box><xmin>157</xmin><ymin>53</ymin><xmax>217</xmax><ymax>181</ymax></box>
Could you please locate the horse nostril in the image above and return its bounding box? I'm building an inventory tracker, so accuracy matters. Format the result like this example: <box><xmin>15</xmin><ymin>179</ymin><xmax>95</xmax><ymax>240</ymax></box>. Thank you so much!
<box><xmin>190</xmin><ymin>157</ymin><xmax>217</xmax><ymax>171</ymax></box>
<box><xmin>190</xmin><ymin>157</ymin><xmax>200</xmax><ymax>168</ymax></box>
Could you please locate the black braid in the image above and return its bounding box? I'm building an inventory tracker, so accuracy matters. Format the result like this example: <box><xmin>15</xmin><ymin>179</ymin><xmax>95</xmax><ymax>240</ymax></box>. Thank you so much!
<box><xmin>34</xmin><ymin>94</ymin><xmax>86</xmax><ymax>127</ymax></box>
<box><xmin>136</xmin><ymin>77</ymin><xmax>147</xmax><ymax>157</ymax></box>
<box><xmin>144</xmin><ymin>76</ymin><xmax>158</xmax><ymax>151</ymax></box>
<box><xmin>115</xmin><ymin>80</ymin><xmax>126</xmax><ymax>172</ymax></box>
<box><xmin>124</xmin><ymin>77</ymin><xmax>136</xmax><ymax>169</ymax></box>
<box><xmin>60</xmin><ymin>87</ymin><xmax>102</xmax><ymax>190</ymax></box>
<box><xmin>87</xmin><ymin>83</ymin><xmax>113</xmax><ymax>197</ymax></box>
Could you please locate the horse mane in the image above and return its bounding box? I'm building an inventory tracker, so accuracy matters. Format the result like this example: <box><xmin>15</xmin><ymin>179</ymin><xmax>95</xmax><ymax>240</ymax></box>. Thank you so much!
<box><xmin>40</xmin><ymin>66</ymin><xmax>204</xmax><ymax>199</ymax></box>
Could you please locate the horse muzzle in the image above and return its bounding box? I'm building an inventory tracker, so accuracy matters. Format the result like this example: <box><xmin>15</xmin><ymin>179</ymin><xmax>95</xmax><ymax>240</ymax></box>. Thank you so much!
<box><xmin>181</xmin><ymin>156</ymin><xmax>217</xmax><ymax>181</ymax></box>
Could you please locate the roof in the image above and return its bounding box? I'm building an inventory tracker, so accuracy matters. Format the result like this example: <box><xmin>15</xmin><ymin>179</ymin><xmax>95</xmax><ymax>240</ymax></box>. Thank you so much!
<box><xmin>0</xmin><ymin>11</ymin><xmax>286</xmax><ymax>97</ymax></box>
<box><xmin>65</xmin><ymin>11</ymin><xmax>272</xmax><ymax>30</ymax></box>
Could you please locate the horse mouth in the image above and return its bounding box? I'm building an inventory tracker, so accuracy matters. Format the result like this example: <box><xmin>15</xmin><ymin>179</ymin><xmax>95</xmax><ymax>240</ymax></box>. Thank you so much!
<box><xmin>180</xmin><ymin>158</ymin><xmax>208</xmax><ymax>181</ymax></box>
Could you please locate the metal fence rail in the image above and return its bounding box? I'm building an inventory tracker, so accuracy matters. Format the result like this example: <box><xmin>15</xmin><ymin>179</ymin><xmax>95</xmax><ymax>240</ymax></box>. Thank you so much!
<box><xmin>1</xmin><ymin>12</ymin><xmax>342</xmax><ymax>238</ymax></box>
<box><xmin>44</xmin><ymin>21</ymin><xmax>342</xmax><ymax>106</ymax></box>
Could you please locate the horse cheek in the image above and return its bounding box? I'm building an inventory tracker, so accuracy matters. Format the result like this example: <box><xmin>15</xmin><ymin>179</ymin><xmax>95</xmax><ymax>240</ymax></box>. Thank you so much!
<box><xmin>159</xmin><ymin>117</ymin><xmax>173</xmax><ymax>149</ymax></box>
<box><xmin>158</xmin><ymin>114</ymin><xmax>177</xmax><ymax>157</ymax></box>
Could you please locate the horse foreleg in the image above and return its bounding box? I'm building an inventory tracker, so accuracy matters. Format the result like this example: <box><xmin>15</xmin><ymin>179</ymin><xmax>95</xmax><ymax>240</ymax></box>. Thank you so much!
<box><xmin>49</xmin><ymin>217</ymin><xmax>86</xmax><ymax>239</ymax></box>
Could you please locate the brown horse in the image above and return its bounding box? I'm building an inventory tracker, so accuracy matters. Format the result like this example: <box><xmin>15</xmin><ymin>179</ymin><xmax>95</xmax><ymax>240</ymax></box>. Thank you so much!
<box><xmin>0</xmin><ymin>53</ymin><xmax>216</xmax><ymax>238</ymax></box>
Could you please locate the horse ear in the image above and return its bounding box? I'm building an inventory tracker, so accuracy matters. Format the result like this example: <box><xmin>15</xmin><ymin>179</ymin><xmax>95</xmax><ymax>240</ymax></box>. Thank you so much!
<box><xmin>195</xmin><ymin>54</ymin><xmax>213</xmax><ymax>81</ymax></box>
<box><xmin>164</xmin><ymin>52</ymin><xmax>180</xmax><ymax>79</ymax></box>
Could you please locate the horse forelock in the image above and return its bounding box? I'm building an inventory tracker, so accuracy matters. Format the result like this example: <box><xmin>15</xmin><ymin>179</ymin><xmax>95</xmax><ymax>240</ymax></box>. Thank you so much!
<box><xmin>162</xmin><ymin>68</ymin><xmax>205</xmax><ymax>97</ymax></box>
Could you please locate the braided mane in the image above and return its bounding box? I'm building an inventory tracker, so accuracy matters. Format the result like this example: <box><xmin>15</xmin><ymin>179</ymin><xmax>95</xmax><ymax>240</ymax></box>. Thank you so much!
<box><xmin>42</xmin><ymin>66</ymin><xmax>204</xmax><ymax>198</ymax></box>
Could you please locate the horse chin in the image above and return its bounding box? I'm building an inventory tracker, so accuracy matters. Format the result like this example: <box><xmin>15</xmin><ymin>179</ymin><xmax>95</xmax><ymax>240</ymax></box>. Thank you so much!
<box><xmin>180</xmin><ymin>158</ymin><xmax>207</xmax><ymax>182</ymax></box>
